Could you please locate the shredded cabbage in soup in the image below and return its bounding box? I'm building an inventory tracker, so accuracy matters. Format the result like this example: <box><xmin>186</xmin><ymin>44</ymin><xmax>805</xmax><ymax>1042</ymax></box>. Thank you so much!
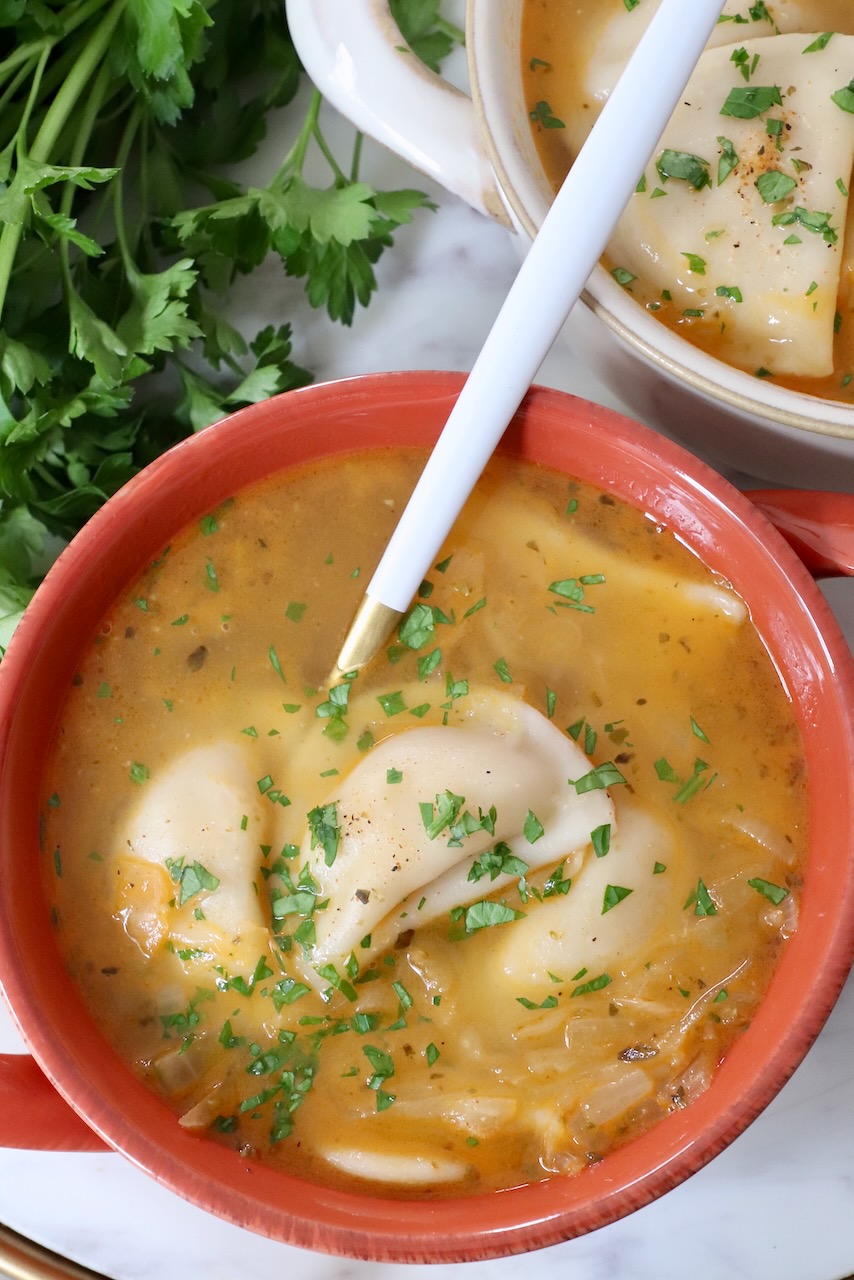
<box><xmin>41</xmin><ymin>450</ymin><xmax>807</xmax><ymax>1196</ymax></box>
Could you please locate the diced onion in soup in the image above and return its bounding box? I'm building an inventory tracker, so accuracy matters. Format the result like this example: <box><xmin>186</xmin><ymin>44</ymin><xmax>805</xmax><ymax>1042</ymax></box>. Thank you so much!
<box><xmin>40</xmin><ymin>448</ymin><xmax>808</xmax><ymax>1199</ymax></box>
<box><xmin>319</xmin><ymin>1147</ymin><xmax>470</xmax><ymax>1187</ymax></box>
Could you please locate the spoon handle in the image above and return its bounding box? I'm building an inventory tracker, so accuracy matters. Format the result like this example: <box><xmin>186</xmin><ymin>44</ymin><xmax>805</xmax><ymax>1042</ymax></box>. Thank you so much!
<box><xmin>337</xmin><ymin>0</ymin><xmax>727</xmax><ymax>671</ymax></box>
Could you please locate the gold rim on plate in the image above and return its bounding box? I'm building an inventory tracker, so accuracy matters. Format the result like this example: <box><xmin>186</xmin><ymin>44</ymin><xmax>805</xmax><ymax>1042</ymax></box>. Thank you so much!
<box><xmin>0</xmin><ymin>1224</ymin><xmax>108</xmax><ymax>1280</ymax></box>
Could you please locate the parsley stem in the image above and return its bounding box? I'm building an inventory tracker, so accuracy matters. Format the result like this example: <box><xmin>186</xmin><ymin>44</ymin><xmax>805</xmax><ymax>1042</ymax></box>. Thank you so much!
<box><xmin>61</xmin><ymin>58</ymin><xmax>114</xmax><ymax>214</ymax></box>
<box><xmin>278</xmin><ymin>88</ymin><xmax>321</xmax><ymax>180</ymax></box>
<box><xmin>312</xmin><ymin>119</ymin><xmax>348</xmax><ymax>186</ymax></box>
<box><xmin>0</xmin><ymin>0</ymin><xmax>114</xmax><ymax>88</ymax></box>
<box><xmin>351</xmin><ymin>131</ymin><xmax>364</xmax><ymax>183</ymax></box>
<box><xmin>0</xmin><ymin>0</ymin><xmax>127</xmax><ymax>321</ymax></box>
<box><xmin>0</xmin><ymin>41</ymin><xmax>51</xmax><ymax>88</ymax></box>
<box><xmin>111</xmin><ymin>104</ymin><xmax>144</xmax><ymax>272</ymax></box>
<box><xmin>0</xmin><ymin>55</ymin><xmax>42</xmax><ymax>121</ymax></box>
<box><xmin>29</xmin><ymin>0</ymin><xmax>127</xmax><ymax>166</ymax></box>
<box><xmin>13</xmin><ymin>46</ymin><xmax>51</xmax><ymax>151</ymax></box>
<box><xmin>435</xmin><ymin>16</ymin><xmax>465</xmax><ymax>44</ymax></box>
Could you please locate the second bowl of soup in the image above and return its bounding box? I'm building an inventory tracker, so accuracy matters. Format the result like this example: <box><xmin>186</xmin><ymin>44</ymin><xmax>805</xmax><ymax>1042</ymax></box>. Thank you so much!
<box><xmin>286</xmin><ymin>0</ymin><xmax>854</xmax><ymax>487</ymax></box>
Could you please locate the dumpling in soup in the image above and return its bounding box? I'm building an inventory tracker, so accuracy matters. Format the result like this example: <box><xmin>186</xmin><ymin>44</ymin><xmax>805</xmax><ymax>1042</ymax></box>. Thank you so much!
<box><xmin>40</xmin><ymin>448</ymin><xmax>808</xmax><ymax>1196</ymax></box>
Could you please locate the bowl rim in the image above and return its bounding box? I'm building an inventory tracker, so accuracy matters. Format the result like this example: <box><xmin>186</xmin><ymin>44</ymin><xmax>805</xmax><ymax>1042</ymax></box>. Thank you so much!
<box><xmin>1</xmin><ymin>371</ymin><xmax>853</xmax><ymax>1262</ymax></box>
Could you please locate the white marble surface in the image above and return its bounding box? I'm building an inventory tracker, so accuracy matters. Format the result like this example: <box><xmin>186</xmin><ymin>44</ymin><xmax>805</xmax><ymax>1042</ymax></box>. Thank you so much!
<box><xmin>1</xmin><ymin>61</ymin><xmax>854</xmax><ymax>1280</ymax></box>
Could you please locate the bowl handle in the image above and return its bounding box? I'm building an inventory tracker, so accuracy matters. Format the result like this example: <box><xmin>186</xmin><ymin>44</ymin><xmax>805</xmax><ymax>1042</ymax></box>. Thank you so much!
<box><xmin>746</xmin><ymin>490</ymin><xmax>854</xmax><ymax>578</ymax></box>
<box><xmin>284</xmin><ymin>0</ymin><xmax>512</xmax><ymax>225</ymax></box>
<box><xmin>0</xmin><ymin>1054</ymin><xmax>108</xmax><ymax>1151</ymax></box>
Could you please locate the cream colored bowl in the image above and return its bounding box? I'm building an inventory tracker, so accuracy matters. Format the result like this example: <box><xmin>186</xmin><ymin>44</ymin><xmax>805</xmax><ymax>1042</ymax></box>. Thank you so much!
<box><xmin>286</xmin><ymin>0</ymin><xmax>854</xmax><ymax>490</ymax></box>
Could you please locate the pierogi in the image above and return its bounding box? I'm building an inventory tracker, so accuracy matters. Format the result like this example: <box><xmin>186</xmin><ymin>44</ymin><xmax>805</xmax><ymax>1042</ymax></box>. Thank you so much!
<box><xmin>41</xmin><ymin>449</ymin><xmax>807</xmax><ymax>1196</ymax></box>
<box><xmin>522</xmin><ymin>0</ymin><xmax>854</xmax><ymax>400</ymax></box>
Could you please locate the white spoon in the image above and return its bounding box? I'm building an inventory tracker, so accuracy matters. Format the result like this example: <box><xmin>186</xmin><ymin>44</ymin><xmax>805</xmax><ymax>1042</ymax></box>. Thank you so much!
<box><xmin>336</xmin><ymin>0</ymin><xmax>727</xmax><ymax>674</ymax></box>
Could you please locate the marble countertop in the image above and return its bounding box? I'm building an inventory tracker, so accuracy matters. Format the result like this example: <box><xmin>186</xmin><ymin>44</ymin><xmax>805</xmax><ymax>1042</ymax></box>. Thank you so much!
<box><xmin>1</xmin><ymin>55</ymin><xmax>853</xmax><ymax>1280</ymax></box>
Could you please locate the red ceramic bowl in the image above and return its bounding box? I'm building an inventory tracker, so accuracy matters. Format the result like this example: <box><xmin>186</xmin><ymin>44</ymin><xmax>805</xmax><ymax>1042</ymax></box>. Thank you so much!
<box><xmin>1</xmin><ymin>372</ymin><xmax>853</xmax><ymax>1263</ymax></box>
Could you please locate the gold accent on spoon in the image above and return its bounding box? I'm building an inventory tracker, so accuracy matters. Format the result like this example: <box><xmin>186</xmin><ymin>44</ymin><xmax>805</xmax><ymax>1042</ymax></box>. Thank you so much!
<box><xmin>334</xmin><ymin>595</ymin><xmax>402</xmax><ymax>676</ymax></box>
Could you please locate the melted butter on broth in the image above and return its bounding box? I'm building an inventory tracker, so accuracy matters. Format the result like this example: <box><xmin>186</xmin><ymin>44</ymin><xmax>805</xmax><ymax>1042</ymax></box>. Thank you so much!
<box><xmin>521</xmin><ymin>0</ymin><xmax>854</xmax><ymax>403</ymax></box>
<box><xmin>42</xmin><ymin>451</ymin><xmax>807</xmax><ymax>1198</ymax></box>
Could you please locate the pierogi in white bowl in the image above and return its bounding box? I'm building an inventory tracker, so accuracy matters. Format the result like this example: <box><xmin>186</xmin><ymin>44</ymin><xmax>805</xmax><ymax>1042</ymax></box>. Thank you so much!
<box><xmin>522</xmin><ymin>3</ymin><xmax>854</xmax><ymax>401</ymax></box>
<box><xmin>287</xmin><ymin>0</ymin><xmax>854</xmax><ymax>485</ymax></box>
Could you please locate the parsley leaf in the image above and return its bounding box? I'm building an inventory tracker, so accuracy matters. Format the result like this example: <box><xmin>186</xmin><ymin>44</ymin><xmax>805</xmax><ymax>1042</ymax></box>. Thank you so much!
<box><xmin>0</xmin><ymin>1</ymin><xmax>454</xmax><ymax>657</ymax></box>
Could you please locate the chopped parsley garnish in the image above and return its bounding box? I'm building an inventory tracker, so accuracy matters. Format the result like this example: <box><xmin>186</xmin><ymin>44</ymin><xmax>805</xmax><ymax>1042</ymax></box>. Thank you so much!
<box><xmin>591</xmin><ymin>823</ymin><xmax>611</xmax><ymax>858</ymax></box>
<box><xmin>271</xmin><ymin>864</ymin><xmax>323</xmax><ymax>923</ymax></box>
<box><xmin>656</xmin><ymin>149</ymin><xmax>711</xmax><ymax>190</ymax></box>
<box><xmin>684</xmin><ymin>878</ymin><xmax>717</xmax><ymax>917</ymax></box>
<box><xmin>417</xmin><ymin>647</ymin><xmax>442</xmax><ymax>680</ymax></box>
<box><xmin>602</xmin><ymin>884</ymin><xmax>633</xmax><ymax>914</ymax></box>
<box><xmin>420</xmin><ymin>789</ymin><xmax>465</xmax><ymax>840</ymax></box>
<box><xmin>529</xmin><ymin>99</ymin><xmax>565</xmax><ymax>129</ymax></box>
<box><xmin>315</xmin><ymin>962</ymin><xmax>357</xmax><ymax>1002</ymax></box>
<box><xmin>542</xmin><ymin>862</ymin><xmax>571</xmax><ymax>897</ymax></box>
<box><xmin>756</xmin><ymin>170</ymin><xmax>797</xmax><ymax>204</ymax></box>
<box><xmin>570</xmin><ymin>972</ymin><xmax>611</xmax><ymax>998</ymax></box>
<box><xmin>468</xmin><ymin>842</ymin><xmax>529</xmax><ymax>883</ymax></box>
<box><xmin>771</xmin><ymin>206</ymin><xmax>838</xmax><ymax>244</ymax></box>
<box><xmin>129</xmin><ymin>761</ymin><xmax>150</xmax><ymax>785</ymax></box>
<box><xmin>315</xmin><ymin>681</ymin><xmax>350</xmax><ymax>725</ymax></box>
<box><xmin>268</xmin><ymin>645</ymin><xmax>286</xmax><ymax>682</ymax></box>
<box><xmin>307</xmin><ymin>802</ymin><xmax>340</xmax><ymax>866</ymax></box>
<box><xmin>717</xmin><ymin>136</ymin><xmax>739</xmax><ymax>184</ymax></box>
<box><xmin>363</xmin><ymin>1044</ymin><xmax>394</xmax><ymax>1098</ymax></box>
<box><xmin>392</xmin><ymin>980</ymin><xmax>413</xmax><ymax>1012</ymax></box>
<box><xmin>398</xmin><ymin>603</ymin><xmax>435</xmax><ymax>649</ymax></box>
<box><xmin>452</xmin><ymin>900</ymin><xmax>525</xmax><ymax>933</ymax></box>
<box><xmin>517</xmin><ymin>994</ymin><xmax>558</xmax><ymax>1010</ymax></box>
<box><xmin>720</xmin><ymin>84</ymin><xmax>782</xmax><ymax>119</ymax></box>
<box><xmin>165</xmin><ymin>857</ymin><xmax>221</xmax><ymax>906</ymax></box>
<box><xmin>681</xmin><ymin>252</ymin><xmax>706</xmax><ymax>275</ymax></box>
<box><xmin>548</xmin><ymin>576</ymin><xmax>599</xmax><ymax>612</ymax></box>
<box><xmin>569</xmin><ymin>761</ymin><xmax>627</xmax><ymax>794</ymax></box>
<box><xmin>270</xmin><ymin>977</ymin><xmax>311</xmax><ymax>1008</ymax></box>
<box><xmin>748</xmin><ymin>877</ymin><xmax>789</xmax><ymax>905</ymax></box>
<box><xmin>831</xmin><ymin>79</ymin><xmax>854</xmax><ymax>114</ymax></box>
<box><xmin>692</xmin><ymin>718</ymin><xmax>710</xmax><ymax>743</ymax></box>
<box><xmin>524</xmin><ymin>810</ymin><xmax>544</xmax><ymax>844</ymax></box>
<box><xmin>656</xmin><ymin>755</ymin><xmax>713</xmax><ymax>803</ymax></box>
<box><xmin>377</xmin><ymin>690</ymin><xmax>406</xmax><ymax>716</ymax></box>
<box><xmin>256</xmin><ymin>774</ymin><xmax>291</xmax><ymax>806</ymax></box>
<box><xmin>493</xmin><ymin>657</ymin><xmax>513</xmax><ymax>683</ymax></box>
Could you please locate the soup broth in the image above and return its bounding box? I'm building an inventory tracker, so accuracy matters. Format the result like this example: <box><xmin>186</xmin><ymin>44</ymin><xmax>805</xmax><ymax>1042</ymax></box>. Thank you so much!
<box><xmin>42</xmin><ymin>449</ymin><xmax>807</xmax><ymax>1197</ymax></box>
<box><xmin>521</xmin><ymin>0</ymin><xmax>854</xmax><ymax>403</ymax></box>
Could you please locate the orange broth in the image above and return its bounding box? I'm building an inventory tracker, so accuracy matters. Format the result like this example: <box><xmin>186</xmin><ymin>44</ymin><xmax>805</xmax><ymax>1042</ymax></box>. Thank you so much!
<box><xmin>41</xmin><ymin>449</ymin><xmax>807</xmax><ymax>1197</ymax></box>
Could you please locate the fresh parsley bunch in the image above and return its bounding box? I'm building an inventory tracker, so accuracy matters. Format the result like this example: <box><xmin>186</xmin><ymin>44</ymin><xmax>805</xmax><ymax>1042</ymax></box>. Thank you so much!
<box><xmin>0</xmin><ymin>0</ymin><xmax>462</xmax><ymax>651</ymax></box>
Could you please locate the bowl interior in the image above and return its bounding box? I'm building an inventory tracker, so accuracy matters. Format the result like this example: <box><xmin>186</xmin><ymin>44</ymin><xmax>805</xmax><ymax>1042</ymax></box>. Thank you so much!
<box><xmin>1</xmin><ymin>372</ymin><xmax>853</xmax><ymax>1262</ymax></box>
